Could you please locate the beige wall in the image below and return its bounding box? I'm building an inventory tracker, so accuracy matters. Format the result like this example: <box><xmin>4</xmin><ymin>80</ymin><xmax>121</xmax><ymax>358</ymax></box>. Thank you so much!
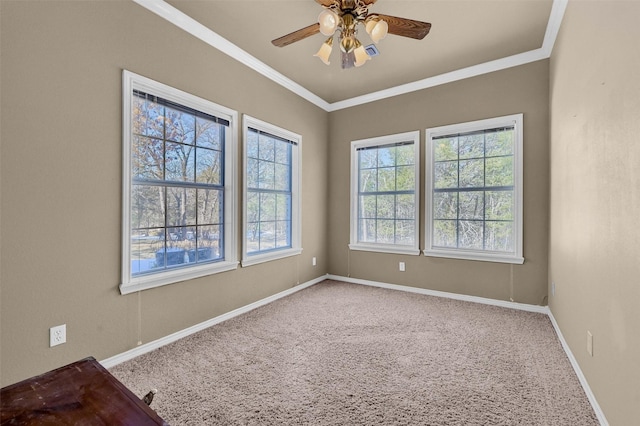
<box><xmin>0</xmin><ymin>1</ymin><xmax>328</xmax><ymax>386</ymax></box>
<box><xmin>549</xmin><ymin>1</ymin><xmax>640</xmax><ymax>424</ymax></box>
<box><xmin>328</xmin><ymin>60</ymin><xmax>550</xmax><ymax>305</ymax></box>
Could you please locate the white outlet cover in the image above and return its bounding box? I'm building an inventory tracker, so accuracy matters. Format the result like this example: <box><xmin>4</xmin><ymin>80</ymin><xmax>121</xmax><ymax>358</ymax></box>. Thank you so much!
<box><xmin>50</xmin><ymin>324</ymin><xmax>66</xmax><ymax>347</ymax></box>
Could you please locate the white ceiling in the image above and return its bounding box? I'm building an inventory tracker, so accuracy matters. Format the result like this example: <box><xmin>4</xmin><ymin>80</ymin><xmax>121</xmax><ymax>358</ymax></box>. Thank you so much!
<box><xmin>134</xmin><ymin>0</ymin><xmax>566</xmax><ymax>111</ymax></box>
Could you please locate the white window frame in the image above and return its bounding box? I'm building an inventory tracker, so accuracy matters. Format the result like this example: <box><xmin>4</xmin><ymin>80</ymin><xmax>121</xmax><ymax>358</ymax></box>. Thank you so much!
<box><xmin>349</xmin><ymin>131</ymin><xmax>421</xmax><ymax>256</ymax></box>
<box><xmin>241</xmin><ymin>115</ymin><xmax>302</xmax><ymax>267</ymax></box>
<box><xmin>424</xmin><ymin>114</ymin><xmax>524</xmax><ymax>264</ymax></box>
<box><xmin>120</xmin><ymin>70</ymin><xmax>239</xmax><ymax>294</ymax></box>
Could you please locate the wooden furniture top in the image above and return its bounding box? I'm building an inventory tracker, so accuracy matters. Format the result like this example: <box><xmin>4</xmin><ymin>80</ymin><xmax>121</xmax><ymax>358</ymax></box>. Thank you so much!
<box><xmin>1</xmin><ymin>356</ymin><xmax>168</xmax><ymax>425</ymax></box>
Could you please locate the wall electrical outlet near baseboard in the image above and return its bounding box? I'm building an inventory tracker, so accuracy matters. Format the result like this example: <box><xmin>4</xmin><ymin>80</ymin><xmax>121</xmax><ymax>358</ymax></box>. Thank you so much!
<box><xmin>587</xmin><ymin>331</ymin><xmax>593</xmax><ymax>357</ymax></box>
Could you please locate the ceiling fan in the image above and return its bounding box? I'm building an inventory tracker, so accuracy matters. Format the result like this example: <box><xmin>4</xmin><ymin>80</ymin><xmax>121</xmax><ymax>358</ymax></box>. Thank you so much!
<box><xmin>271</xmin><ymin>0</ymin><xmax>432</xmax><ymax>69</ymax></box>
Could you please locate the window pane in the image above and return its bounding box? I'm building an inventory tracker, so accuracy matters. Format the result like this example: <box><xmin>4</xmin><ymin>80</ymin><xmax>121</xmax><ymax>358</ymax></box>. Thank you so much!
<box><xmin>485</xmin><ymin>129</ymin><xmax>514</xmax><ymax>157</ymax></box>
<box><xmin>259</xmin><ymin>221</ymin><xmax>276</xmax><ymax>250</ymax></box>
<box><xmin>133</xmin><ymin>96</ymin><xmax>163</xmax><ymax>138</ymax></box>
<box><xmin>486</xmin><ymin>191</ymin><xmax>513</xmax><ymax>220</ymax></box>
<box><xmin>132</xmin><ymin>185</ymin><xmax>165</xmax><ymax>229</ymax></box>
<box><xmin>396</xmin><ymin>165</ymin><xmax>415</xmax><ymax>191</ymax></box>
<box><xmin>197</xmin><ymin>188</ymin><xmax>222</xmax><ymax>225</ymax></box>
<box><xmin>359</xmin><ymin>218</ymin><xmax>376</xmax><ymax>243</ymax></box>
<box><xmin>396</xmin><ymin>144</ymin><xmax>415</xmax><ymax>166</ymax></box>
<box><xmin>276</xmin><ymin>221</ymin><xmax>291</xmax><ymax>248</ymax></box>
<box><xmin>485</xmin><ymin>221</ymin><xmax>514</xmax><ymax>252</ymax></box>
<box><xmin>433</xmin><ymin>220</ymin><xmax>457</xmax><ymax>248</ymax></box>
<box><xmin>274</xmin><ymin>163</ymin><xmax>290</xmax><ymax>191</ymax></box>
<box><xmin>376</xmin><ymin>220</ymin><xmax>395</xmax><ymax>243</ymax></box>
<box><xmin>196</xmin><ymin>225</ymin><xmax>221</xmax><ymax>261</ymax></box>
<box><xmin>377</xmin><ymin>146</ymin><xmax>395</xmax><ymax>167</ymax></box>
<box><xmin>167</xmin><ymin>187</ymin><xmax>196</xmax><ymax>227</ymax></box>
<box><xmin>459</xmin><ymin>191</ymin><xmax>484</xmax><ymax>220</ymax></box>
<box><xmin>246</xmin><ymin>132</ymin><xmax>259</xmax><ymax>158</ymax></box>
<box><xmin>486</xmin><ymin>156</ymin><xmax>513</xmax><ymax>187</ymax></box>
<box><xmin>165</xmin><ymin>142</ymin><xmax>195</xmax><ymax>182</ymax></box>
<box><xmin>132</xmin><ymin>136</ymin><xmax>163</xmax><ymax>180</ymax></box>
<box><xmin>360</xmin><ymin>195</ymin><xmax>377</xmax><ymax>219</ymax></box>
<box><xmin>276</xmin><ymin>194</ymin><xmax>290</xmax><ymax>221</ymax></box>
<box><xmin>196</xmin><ymin>118</ymin><xmax>223</xmax><ymax>150</ymax></box>
<box><xmin>359</xmin><ymin>169</ymin><xmax>377</xmax><ymax>192</ymax></box>
<box><xmin>459</xmin><ymin>133</ymin><xmax>484</xmax><ymax>159</ymax></box>
<box><xmin>260</xmin><ymin>193</ymin><xmax>276</xmax><ymax>221</ymax></box>
<box><xmin>359</xmin><ymin>149</ymin><xmax>377</xmax><ymax>169</ymax></box>
<box><xmin>131</xmin><ymin>229</ymin><xmax>164</xmax><ymax>274</ymax></box>
<box><xmin>396</xmin><ymin>220</ymin><xmax>415</xmax><ymax>245</ymax></box>
<box><xmin>196</xmin><ymin>148</ymin><xmax>222</xmax><ymax>185</ymax></box>
<box><xmin>247</xmin><ymin>158</ymin><xmax>259</xmax><ymax>189</ymax></box>
<box><xmin>377</xmin><ymin>194</ymin><xmax>395</xmax><ymax>219</ymax></box>
<box><xmin>459</xmin><ymin>159</ymin><xmax>484</xmax><ymax>188</ymax></box>
<box><xmin>433</xmin><ymin>192</ymin><xmax>457</xmax><ymax>220</ymax></box>
<box><xmin>459</xmin><ymin>220</ymin><xmax>484</xmax><ymax>250</ymax></box>
<box><xmin>434</xmin><ymin>137</ymin><xmax>458</xmax><ymax>161</ymax></box>
<box><xmin>275</xmin><ymin>141</ymin><xmax>291</xmax><ymax>165</ymax></box>
<box><xmin>258</xmin><ymin>136</ymin><xmax>275</xmax><ymax>161</ymax></box>
<box><xmin>434</xmin><ymin>161</ymin><xmax>458</xmax><ymax>189</ymax></box>
<box><xmin>378</xmin><ymin>167</ymin><xmax>396</xmax><ymax>192</ymax></box>
<box><xmin>258</xmin><ymin>161</ymin><xmax>275</xmax><ymax>190</ymax></box>
<box><xmin>165</xmin><ymin>106</ymin><xmax>195</xmax><ymax>145</ymax></box>
<box><xmin>396</xmin><ymin>194</ymin><xmax>415</xmax><ymax>220</ymax></box>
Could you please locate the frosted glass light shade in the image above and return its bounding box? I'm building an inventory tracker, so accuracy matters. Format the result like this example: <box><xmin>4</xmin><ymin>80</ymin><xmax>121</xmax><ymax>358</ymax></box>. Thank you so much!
<box><xmin>314</xmin><ymin>38</ymin><xmax>333</xmax><ymax>65</ymax></box>
<box><xmin>353</xmin><ymin>44</ymin><xmax>370</xmax><ymax>67</ymax></box>
<box><xmin>318</xmin><ymin>10</ymin><xmax>339</xmax><ymax>36</ymax></box>
<box><xmin>370</xmin><ymin>20</ymin><xmax>388</xmax><ymax>43</ymax></box>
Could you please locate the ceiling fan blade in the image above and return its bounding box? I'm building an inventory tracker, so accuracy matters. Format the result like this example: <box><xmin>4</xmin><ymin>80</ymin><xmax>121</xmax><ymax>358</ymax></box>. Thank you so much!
<box><xmin>272</xmin><ymin>23</ymin><xmax>320</xmax><ymax>47</ymax></box>
<box><xmin>376</xmin><ymin>14</ymin><xmax>432</xmax><ymax>40</ymax></box>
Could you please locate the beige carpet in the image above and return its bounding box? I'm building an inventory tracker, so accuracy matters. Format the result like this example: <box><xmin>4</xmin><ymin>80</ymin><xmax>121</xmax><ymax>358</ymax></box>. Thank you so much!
<box><xmin>110</xmin><ymin>280</ymin><xmax>599</xmax><ymax>425</ymax></box>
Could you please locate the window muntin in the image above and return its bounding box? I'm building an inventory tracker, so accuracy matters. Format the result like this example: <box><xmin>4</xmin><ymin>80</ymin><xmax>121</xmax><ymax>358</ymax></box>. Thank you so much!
<box><xmin>350</xmin><ymin>131</ymin><xmax>420</xmax><ymax>255</ymax></box>
<box><xmin>122</xmin><ymin>71</ymin><xmax>238</xmax><ymax>294</ymax></box>
<box><xmin>425</xmin><ymin>114</ymin><xmax>523</xmax><ymax>264</ymax></box>
<box><xmin>242</xmin><ymin>116</ymin><xmax>301</xmax><ymax>266</ymax></box>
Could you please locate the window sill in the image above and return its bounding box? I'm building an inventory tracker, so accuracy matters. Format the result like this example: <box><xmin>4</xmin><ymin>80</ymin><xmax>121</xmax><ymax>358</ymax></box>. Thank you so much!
<box><xmin>423</xmin><ymin>249</ymin><xmax>524</xmax><ymax>264</ymax></box>
<box><xmin>349</xmin><ymin>243</ymin><xmax>421</xmax><ymax>256</ymax></box>
<box><xmin>120</xmin><ymin>260</ymin><xmax>239</xmax><ymax>295</ymax></box>
<box><xmin>241</xmin><ymin>247</ymin><xmax>302</xmax><ymax>267</ymax></box>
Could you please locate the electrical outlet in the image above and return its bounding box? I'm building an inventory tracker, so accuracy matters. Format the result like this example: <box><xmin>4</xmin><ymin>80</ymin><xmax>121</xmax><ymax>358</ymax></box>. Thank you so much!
<box><xmin>551</xmin><ymin>282</ymin><xmax>556</xmax><ymax>296</ymax></box>
<box><xmin>399</xmin><ymin>262</ymin><xmax>405</xmax><ymax>272</ymax></box>
<box><xmin>587</xmin><ymin>331</ymin><xmax>593</xmax><ymax>357</ymax></box>
<box><xmin>50</xmin><ymin>324</ymin><xmax>66</xmax><ymax>347</ymax></box>
<box><xmin>312</xmin><ymin>257</ymin><xmax>317</xmax><ymax>266</ymax></box>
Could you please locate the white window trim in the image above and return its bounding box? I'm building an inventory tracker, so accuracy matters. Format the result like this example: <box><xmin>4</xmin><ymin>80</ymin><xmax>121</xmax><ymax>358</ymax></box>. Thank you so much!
<box><xmin>349</xmin><ymin>131</ymin><xmax>421</xmax><ymax>256</ymax></box>
<box><xmin>241</xmin><ymin>115</ymin><xmax>302</xmax><ymax>267</ymax></box>
<box><xmin>424</xmin><ymin>114</ymin><xmax>524</xmax><ymax>264</ymax></box>
<box><xmin>120</xmin><ymin>70</ymin><xmax>239</xmax><ymax>295</ymax></box>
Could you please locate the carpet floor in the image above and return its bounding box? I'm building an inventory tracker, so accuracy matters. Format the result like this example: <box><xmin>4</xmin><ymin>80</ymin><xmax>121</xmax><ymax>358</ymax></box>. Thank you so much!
<box><xmin>110</xmin><ymin>280</ymin><xmax>599</xmax><ymax>425</ymax></box>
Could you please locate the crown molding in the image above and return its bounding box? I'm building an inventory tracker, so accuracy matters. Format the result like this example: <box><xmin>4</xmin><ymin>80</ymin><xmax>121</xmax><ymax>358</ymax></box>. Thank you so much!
<box><xmin>132</xmin><ymin>0</ymin><xmax>567</xmax><ymax>113</ymax></box>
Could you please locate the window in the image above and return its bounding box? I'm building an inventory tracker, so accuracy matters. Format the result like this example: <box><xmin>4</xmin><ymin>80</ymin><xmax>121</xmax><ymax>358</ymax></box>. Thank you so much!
<box><xmin>350</xmin><ymin>131</ymin><xmax>420</xmax><ymax>255</ymax></box>
<box><xmin>424</xmin><ymin>114</ymin><xmax>523</xmax><ymax>264</ymax></box>
<box><xmin>242</xmin><ymin>116</ymin><xmax>301</xmax><ymax>266</ymax></box>
<box><xmin>121</xmin><ymin>71</ymin><xmax>238</xmax><ymax>294</ymax></box>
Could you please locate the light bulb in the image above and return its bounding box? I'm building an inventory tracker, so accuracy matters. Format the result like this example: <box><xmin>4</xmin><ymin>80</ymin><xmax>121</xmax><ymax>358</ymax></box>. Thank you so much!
<box><xmin>313</xmin><ymin>37</ymin><xmax>333</xmax><ymax>65</ymax></box>
<box><xmin>318</xmin><ymin>10</ymin><xmax>339</xmax><ymax>36</ymax></box>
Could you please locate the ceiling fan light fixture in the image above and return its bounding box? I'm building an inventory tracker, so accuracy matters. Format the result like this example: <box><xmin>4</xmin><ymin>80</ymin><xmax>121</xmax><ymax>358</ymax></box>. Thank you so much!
<box><xmin>353</xmin><ymin>41</ymin><xmax>371</xmax><ymax>67</ymax></box>
<box><xmin>313</xmin><ymin>36</ymin><xmax>333</xmax><ymax>65</ymax></box>
<box><xmin>318</xmin><ymin>9</ymin><xmax>339</xmax><ymax>36</ymax></box>
<box><xmin>370</xmin><ymin>19</ymin><xmax>388</xmax><ymax>43</ymax></box>
<box><xmin>340</xmin><ymin>35</ymin><xmax>357</xmax><ymax>54</ymax></box>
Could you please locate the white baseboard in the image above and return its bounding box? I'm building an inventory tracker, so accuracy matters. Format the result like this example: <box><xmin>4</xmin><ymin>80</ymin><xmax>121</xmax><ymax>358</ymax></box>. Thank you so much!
<box><xmin>327</xmin><ymin>274</ymin><xmax>548</xmax><ymax>314</ymax></box>
<box><xmin>102</xmin><ymin>273</ymin><xmax>607</xmax><ymax>425</ymax></box>
<box><xmin>100</xmin><ymin>274</ymin><xmax>328</xmax><ymax>369</ymax></box>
